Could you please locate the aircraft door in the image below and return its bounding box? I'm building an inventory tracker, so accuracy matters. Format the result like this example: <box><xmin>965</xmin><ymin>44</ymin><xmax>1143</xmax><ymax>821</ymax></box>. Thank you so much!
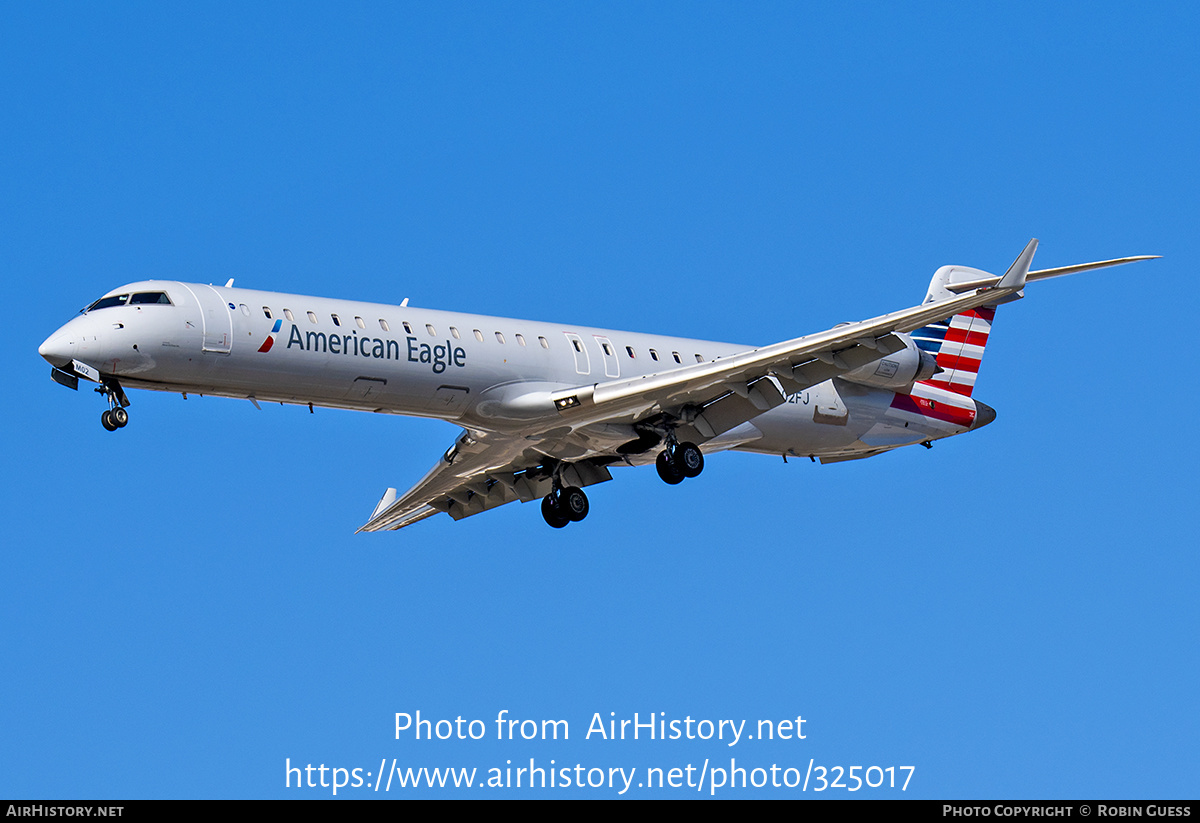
<box><xmin>180</xmin><ymin>284</ymin><xmax>233</xmax><ymax>354</ymax></box>
<box><xmin>594</xmin><ymin>335</ymin><xmax>619</xmax><ymax>378</ymax></box>
<box><xmin>562</xmin><ymin>332</ymin><xmax>590</xmax><ymax>375</ymax></box>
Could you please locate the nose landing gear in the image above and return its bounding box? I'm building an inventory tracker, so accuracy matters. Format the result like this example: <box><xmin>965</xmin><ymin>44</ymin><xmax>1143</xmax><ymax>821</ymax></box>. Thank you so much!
<box><xmin>96</xmin><ymin>381</ymin><xmax>130</xmax><ymax>431</ymax></box>
<box><xmin>101</xmin><ymin>407</ymin><xmax>128</xmax><ymax>431</ymax></box>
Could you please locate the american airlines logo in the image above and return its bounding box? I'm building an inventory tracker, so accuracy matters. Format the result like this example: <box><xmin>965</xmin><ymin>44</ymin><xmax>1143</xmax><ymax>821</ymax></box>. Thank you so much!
<box><xmin>257</xmin><ymin>319</ymin><xmax>283</xmax><ymax>352</ymax></box>
<box><xmin>281</xmin><ymin>324</ymin><xmax>467</xmax><ymax>374</ymax></box>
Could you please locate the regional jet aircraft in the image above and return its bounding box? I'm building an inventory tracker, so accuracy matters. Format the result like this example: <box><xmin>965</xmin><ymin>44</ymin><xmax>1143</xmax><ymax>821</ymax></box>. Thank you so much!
<box><xmin>39</xmin><ymin>241</ymin><xmax>1155</xmax><ymax>530</ymax></box>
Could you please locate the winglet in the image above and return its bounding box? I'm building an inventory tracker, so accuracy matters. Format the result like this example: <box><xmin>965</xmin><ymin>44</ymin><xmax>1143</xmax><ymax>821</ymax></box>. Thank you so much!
<box><xmin>996</xmin><ymin>238</ymin><xmax>1038</xmax><ymax>291</ymax></box>
<box><xmin>371</xmin><ymin>488</ymin><xmax>397</xmax><ymax>521</ymax></box>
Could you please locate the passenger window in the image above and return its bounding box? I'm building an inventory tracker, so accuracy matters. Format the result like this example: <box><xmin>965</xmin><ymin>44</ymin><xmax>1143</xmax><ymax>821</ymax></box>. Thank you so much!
<box><xmin>572</xmin><ymin>339</ymin><xmax>582</xmax><ymax>353</ymax></box>
<box><xmin>602</xmin><ymin>342</ymin><xmax>613</xmax><ymax>356</ymax></box>
<box><xmin>650</xmin><ymin>349</ymin><xmax>659</xmax><ymax>361</ymax></box>
<box><xmin>284</xmin><ymin>309</ymin><xmax>294</xmax><ymax>321</ymax></box>
<box><xmin>379</xmin><ymin>319</ymin><xmax>390</xmax><ymax>332</ymax></box>
<box><xmin>263</xmin><ymin>307</ymin><xmax>272</xmax><ymax>319</ymax></box>
<box><xmin>539</xmin><ymin>336</ymin><xmax>549</xmax><ymax>349</ymax></box>
<box><xmin>307</xmin><ymin>311</ymin><xmax>318</xmax><ymax>324</ymax></box>
<box><xmin>426</xmin><ymin>324</ymin><xmax>437</xmax><ymax>336</ymax></box>
<box><xmin>331</xmin><ymin>314</ymin><xmax>341</xmax><ymax>326</ymax></box>
<box><xmin>474</xmin><ymin>330</ymin><xmax>484</xmax><ymax>342</ymax></box>
<box><xmin>239</xmin><ymin>304</ymin><xmax>251</xmax><ymax>316</ymax></box>
<box><xmin>495</xmin><ymin>332</ymin><xmax>506</xmax><ymax>344</ymax></box>
<box><xmin>515</xmin><ymin>333</ymin><xmax>526</xmax><ymax>346</ymax></box>
<box><xmin>695</xmin><ymin>354</ymin><xmax>704</xmax><ymax>363</ymax></box>
<box><xmin>402</xmin><ymin>322</ymin><xmax>412</xmax><ymax>334</ymax></box>
<box><xmin>450</xmin><ymin>327</ymin><xmax>461</xmax><ymax>339</ymax></box>
<box><xmin>626</xmin><ymin>346</ymin><xmax>636</xmax><ymax>359</ymax></box>
<box><xmin>672</xmin><ymin>352</ymin><xmax>681</xmax><ymax>363</ymax></box>
<box><xmin>355</xmin><ymin>316</ymin><xmax>365</xmax><ymax>329</ymax></box>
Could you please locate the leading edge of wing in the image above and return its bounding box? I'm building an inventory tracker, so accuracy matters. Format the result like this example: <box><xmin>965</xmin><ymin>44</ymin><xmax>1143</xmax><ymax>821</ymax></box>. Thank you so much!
<box><xmin>360</xmin><ymin>241</ymin><xmax>1156</xmax><ymax>533</ymax></box>
<box><xmin>547</xmin><ymin>239</ymin><xmax>1052</xmax><ymax>427</ymax></box>
<box><xmin>360</xmin><ymin>261</ymin><xmax>1023</xmax><ymax>534</ymax></box>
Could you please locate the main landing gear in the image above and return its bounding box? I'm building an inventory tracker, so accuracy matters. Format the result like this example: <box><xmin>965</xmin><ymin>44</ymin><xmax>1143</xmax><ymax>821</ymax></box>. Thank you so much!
<box><xmin>655</xmin><ymin>441</ymin><xmax>704</xmax><ymax>485</ymax></box>
<box><xmin>541</xmin><ymin>485</ymin><xmax>589</xmax><ymax>529</ymax></box>
<box><xmin>97</xmin><ymin>382</ymin><xmax>130</xmax><ymax>432</ymax></box>
<box><xmin>537</xmin><ymin>439</ymin><xmax>703</xmax><ymax>528</ymax></box>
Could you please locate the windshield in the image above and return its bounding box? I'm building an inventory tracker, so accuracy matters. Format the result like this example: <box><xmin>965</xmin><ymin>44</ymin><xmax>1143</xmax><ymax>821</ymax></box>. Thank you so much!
<box><xmin>84</xmin><ymin>294</ymin><xmax>129</xmax><ymax>312</ymax></box>
<box><xmin>83</xmin><ymin>291</ymin><xmax>172</xmax><ymax>313</ymax></box>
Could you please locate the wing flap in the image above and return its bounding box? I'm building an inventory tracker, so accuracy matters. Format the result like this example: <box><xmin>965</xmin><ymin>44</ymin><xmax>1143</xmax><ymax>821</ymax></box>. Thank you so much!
<box><xmin>685</xmin><ymin>376</ymin><xmax>785</xmax><ymax>439</ymax></box>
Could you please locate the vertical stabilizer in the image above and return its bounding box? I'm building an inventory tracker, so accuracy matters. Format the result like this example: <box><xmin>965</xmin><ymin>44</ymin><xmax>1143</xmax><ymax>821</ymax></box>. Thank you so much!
<box><xmin>911</xmin><ymin>304</ymin><xmax>994</xmax><ymax>397</ymax></box>
<box><xmin>913</xmin><ymin>264</ymin><xmax>1001</xmax><ymax>398</ymax></box>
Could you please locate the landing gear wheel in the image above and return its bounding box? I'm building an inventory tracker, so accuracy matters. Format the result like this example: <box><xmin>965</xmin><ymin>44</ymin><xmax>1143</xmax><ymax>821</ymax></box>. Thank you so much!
<box><xmin>656</xmin><ymin>450</ymin><xmax>685</xmax><ymax>485</ymax></box>
<box><xmin>541</xmin><ymin>495</ymin><xmax>570</xmax><ymax>529</ymax></box>
<box><xmin>101</xmin><ymin>410</ymin><xmax>118</xmax><ymax>431</ymax></box>
<box><xmin>111</xmin><ymin>407</ymin><xmax>129</xmax><ymax>428</ymax></box>
<box><xmin>560</xmin><ymin>486</ymin><xmax>589</xmax><ymax>522</ymax></box>
<box><xmin>675</xmin><ymin>442</ymin><xmax>704</xmax><ymax>478</ymax></box>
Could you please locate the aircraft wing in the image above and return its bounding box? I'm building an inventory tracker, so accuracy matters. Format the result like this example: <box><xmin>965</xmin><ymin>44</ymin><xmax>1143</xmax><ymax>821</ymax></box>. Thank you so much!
<box><xmin>358</xmin><ymin>428</ymin><xmax>613</xmax><ymax>532</ymax></box>
<box><xmin>546</xmin><ymin>239</ymin><xmax>1046</xmax><ymax>436</ymax></box>
<box><xmin>361</xmin><ymin>239</ymin><xmax>1142</xmax><ymax>532</ymax></box>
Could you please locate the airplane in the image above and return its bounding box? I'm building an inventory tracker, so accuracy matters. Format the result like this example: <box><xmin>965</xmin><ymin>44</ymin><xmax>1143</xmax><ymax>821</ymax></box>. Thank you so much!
<box><xmin>38</xmin><ymin>240</ymin><xmax>1155</xmax><ymax>531</ymax></box>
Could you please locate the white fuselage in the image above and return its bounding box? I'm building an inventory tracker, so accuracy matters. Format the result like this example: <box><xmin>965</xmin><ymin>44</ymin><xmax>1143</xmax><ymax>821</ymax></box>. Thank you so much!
<box><xmin>39</xmin><ymin>280</ymin><xmax>978</xmax><ymax>464</ymax></box>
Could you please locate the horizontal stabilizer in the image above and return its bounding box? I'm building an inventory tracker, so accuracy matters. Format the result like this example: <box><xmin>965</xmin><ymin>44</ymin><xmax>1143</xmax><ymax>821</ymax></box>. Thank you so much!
<box><xmin>945</xmin><ymin>254</ymin><xmax>1160</xmax><ymax>293</ymax></box>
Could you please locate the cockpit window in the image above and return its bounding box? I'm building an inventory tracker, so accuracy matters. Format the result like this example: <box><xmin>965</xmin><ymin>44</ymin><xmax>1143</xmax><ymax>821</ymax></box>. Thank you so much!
<box><xmin>129</xmin><ymin>292</ymin><xmax>172</xmax><ymax>305</ymax></box>
<box><xmin>84</xmin><ymin>292</ymin><xmax>172</xmax><ymax>312</ymax></box>
<box><xmin>85</xmin><ymin>294</ymin><xmax>130</xmax><ymax>311</ymax></box>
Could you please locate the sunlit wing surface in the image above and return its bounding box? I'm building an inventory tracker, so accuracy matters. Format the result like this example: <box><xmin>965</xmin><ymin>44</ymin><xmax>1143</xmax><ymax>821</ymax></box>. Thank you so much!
<box><xmin>544</xmin><ymin>241</ymin><xmax>1046</xmax><ymax>431</ymax></box>
<box><xmin>358</xmin><ymin>429</ymin><xmax>612</xmax><ymax>532</ymax></box>
<box><xmin>363</xmin><ymin>240</ymin><xmax>1048</xmax><ymax>532</ymax></box>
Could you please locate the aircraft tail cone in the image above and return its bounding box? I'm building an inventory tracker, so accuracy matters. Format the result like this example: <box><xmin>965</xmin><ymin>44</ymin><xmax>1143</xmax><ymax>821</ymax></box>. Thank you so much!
<box><xmin>971</xmin><ymin>401</ymin><xmax>997</xmax><ymax>430</ymax></box>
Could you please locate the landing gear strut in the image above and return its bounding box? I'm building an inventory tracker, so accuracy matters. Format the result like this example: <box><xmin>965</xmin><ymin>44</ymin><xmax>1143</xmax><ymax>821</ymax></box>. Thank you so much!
<box><xmin>97</xmin><ymin>381</ymin><xmax>130</xmax><ymax>432</ymax></box>
<box><xmin>656</xmin><ymin>439</ymin><xmax>704</xmax><ymax>485</ymax></box>
<box><xmin>541</xmin><ymin>484</ymin><xmax>589</xmax><ymax>529</ymax></box>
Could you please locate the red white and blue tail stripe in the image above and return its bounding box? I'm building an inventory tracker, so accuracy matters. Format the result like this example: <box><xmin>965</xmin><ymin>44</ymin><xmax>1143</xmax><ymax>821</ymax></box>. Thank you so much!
<box><xmin>911</xmin><ymin>306</ymin><xmax>994</xmax><ymax>398</ymax></box>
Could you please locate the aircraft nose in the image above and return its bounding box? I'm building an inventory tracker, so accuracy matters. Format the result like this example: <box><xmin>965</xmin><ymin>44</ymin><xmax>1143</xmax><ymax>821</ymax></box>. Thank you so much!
<box><xmin>39</xmin><ymin>329</ymin><xmax>75</xmax><ymax>367</ymax></box>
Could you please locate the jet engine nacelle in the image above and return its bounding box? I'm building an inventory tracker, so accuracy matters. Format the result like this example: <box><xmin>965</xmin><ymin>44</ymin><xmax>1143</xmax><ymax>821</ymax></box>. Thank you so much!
<box><xmin>838</xmin><ymin>336</ymin><xmax>939</xmax><ymax>390</ymax></box>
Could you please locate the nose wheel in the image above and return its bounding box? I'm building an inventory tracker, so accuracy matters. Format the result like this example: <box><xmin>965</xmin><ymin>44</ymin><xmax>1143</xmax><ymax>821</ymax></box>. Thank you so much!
<box><xmin>96</xmin><ymin>381</ymin><xmax>130</xmax><ymax>432</ymax></box>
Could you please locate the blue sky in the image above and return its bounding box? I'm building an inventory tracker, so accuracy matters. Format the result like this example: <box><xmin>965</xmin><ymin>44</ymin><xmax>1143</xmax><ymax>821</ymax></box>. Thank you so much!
<box><xmin>3</xmin><ymin>2</ymin><xmax>1196</xmax><ymax>798</ymax></box>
